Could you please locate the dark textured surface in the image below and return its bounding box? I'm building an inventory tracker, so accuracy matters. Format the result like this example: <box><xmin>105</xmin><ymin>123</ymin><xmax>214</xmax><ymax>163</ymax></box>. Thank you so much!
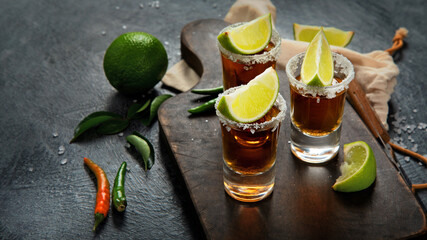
<box><xmin>159</xmin><ymin>19</ymin><xmax>426</xmax><ymax>240</ymax></box>
<box><xmin>0</xmin><ymin>0</ymin><xmax>426</xmax><ymax>239</ymax></box>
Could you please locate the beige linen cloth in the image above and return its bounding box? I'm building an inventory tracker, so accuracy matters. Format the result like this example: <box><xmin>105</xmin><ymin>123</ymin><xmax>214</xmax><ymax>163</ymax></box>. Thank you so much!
<box><xmin>162</xmin><ymin>0</ymin><xmax>399</xmax><ymax>129</ymax></box>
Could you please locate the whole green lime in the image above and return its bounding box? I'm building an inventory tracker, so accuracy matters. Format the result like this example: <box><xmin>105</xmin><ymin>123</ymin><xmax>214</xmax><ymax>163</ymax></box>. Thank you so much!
<box><xmin>103</xmin><ymin>32</ymin><xmax>168</xmax><ymax>96</ymax></box>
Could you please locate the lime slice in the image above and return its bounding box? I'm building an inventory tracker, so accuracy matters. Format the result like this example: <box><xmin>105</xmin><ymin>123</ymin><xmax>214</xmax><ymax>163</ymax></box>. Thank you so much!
<box><xmin>293</xmin><ymin>23</ymin><xmax>354</xmax><ymax>47</ymax></box>
<box><xmin>300</xmin><ymin>28</ymin><xmax>334</xmax><ymax>87</ymax></box>
<box><xmin>217</xmin><ymin>67</ymin><xmax>279</xmax><ymax>123</ymax></box>
<box><xmin>332</xmin><ymin>141</ymin><xmax>377</xmax><ymax>192</ymax></box>
<box><xmin>217</xmin><ymin>13</ymin><xmax>272</xmax><ymax>54</ymax></box>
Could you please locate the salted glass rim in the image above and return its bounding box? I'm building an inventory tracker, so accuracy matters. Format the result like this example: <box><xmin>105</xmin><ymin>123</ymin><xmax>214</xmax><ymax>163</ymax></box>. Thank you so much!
<box><xmin>217</xmin><ymin>22</ymin><xmax>281</xmax><ymax>64</ymax></box>
<box><xmin>215</xmin><ymin>88</ymin><xmax>286</xmax><ymax>133</ymax></box>
<box><xmin>286</xmin><ymin>52</ymin><xmax>355</xmax><ymax>98</ymax></box>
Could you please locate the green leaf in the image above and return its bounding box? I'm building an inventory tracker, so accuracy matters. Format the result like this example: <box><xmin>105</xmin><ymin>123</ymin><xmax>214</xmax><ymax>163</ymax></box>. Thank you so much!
<box><xmin>141</xmin><ymin>94</ymin><xmax>172</xmax><ymax>126</ymax></box>
<box><xmin>97</xmin><ymin>118</ymin><xmax>129</xmax><ymax>135</ymax></box>
<box><xmin>126</xmin><ymin>131</ymin><xmax>155</xmax><ymax>171</ymax></box>
<box><xmin>70</xmin><ymin>111</ymin><xmax>123</xmax><ymax>143</ymax></box>
<box><xmin>126</xmin><ymin>100</ymin><xmax>151</xmax><ymax>120</ymax></box>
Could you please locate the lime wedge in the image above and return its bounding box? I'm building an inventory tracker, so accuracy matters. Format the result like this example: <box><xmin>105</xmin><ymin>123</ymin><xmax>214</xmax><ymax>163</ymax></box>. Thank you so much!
<box><xmin>217</xmin><ymin>67</ymin><xmax>279</xmax><ymax>123</ymax></box>
<box><xmin>332</xmin><ymin>141</ymin><xmax>377</xmax><ymax>192</ymax></box>
<box><xmin>293</xmin><ymin>23</ymin><xmax>354</xmax><ymax>47</ymax></box>
<box><xmin>300</xmin><ymin>28</ymin><xmax>334</xmax><ymax>87</ymax></box>
<box><xmin>217</xmin><ymin>13</ymin><xmax>272</xmax><ymax>54</ymax></box>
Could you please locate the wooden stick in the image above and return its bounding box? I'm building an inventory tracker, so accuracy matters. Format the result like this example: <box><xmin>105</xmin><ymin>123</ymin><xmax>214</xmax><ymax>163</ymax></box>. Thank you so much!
<box><xmin>346</xmin><ymin>80</ymin><xmax>390</xmax><ymax>142</ymax></box>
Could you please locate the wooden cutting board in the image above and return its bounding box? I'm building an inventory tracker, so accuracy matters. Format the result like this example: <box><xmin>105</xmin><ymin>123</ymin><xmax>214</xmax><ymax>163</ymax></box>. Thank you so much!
<box><xmin>158</xmin><ymin>19</ymin><xmax>426</xmax><ymax>239</ymax></box>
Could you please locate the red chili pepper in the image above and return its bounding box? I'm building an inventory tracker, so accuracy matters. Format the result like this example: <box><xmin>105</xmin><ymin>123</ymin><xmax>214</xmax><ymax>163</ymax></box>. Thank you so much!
<box><xmin>83</xmin><ymin>157</ymin><xmax>110</xmax><ymax>231</ymax></box>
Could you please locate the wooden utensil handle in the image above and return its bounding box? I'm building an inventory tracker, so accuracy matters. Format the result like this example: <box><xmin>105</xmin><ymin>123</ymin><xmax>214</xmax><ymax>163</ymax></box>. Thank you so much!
<box><xmin>346</xmin><ymin>79</ymin><xmax>391</xmax><ymax>142</ymax></box>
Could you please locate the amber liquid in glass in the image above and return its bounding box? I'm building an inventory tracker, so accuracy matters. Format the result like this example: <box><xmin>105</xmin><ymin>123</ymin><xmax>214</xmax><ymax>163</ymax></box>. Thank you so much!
<box><xmin>290</xmin><ymin>77</ymin><xmax>346</xmax><ymax>136</ymax></box>
<box><xmin>221</xmin><ymin>106</ymin><xmax>280</xmax><ymax>175</ymax></box>
<box><xmin>221</xmin><ymin>43</ymin><xmax>276</xmax><ymax>90</ymax></box>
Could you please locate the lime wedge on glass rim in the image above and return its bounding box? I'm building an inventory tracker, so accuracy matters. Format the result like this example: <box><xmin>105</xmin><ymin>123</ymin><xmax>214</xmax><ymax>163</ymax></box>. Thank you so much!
<box><xmin>300</xmin><ymin>28</ymin><xmax>334</xmax><ymax>87</ymax></box>
<box><xmin>217</xmin><ymin>13</ymin><xmax>272</xmax><ymax>54</ymax></box>
<box><xmin>217</xmin><ymin>67</ymin><xmax>279</xmax><ymax>123</ymax></box>
<box><xmin>332</xmin><ymin>141</ymin><xmax>377</xmax><ymax>192</ymax></box>
<box><xmin>293</xmin><ymin>23</ymin><xmax>354</xmax><ymax>47</ymax></box>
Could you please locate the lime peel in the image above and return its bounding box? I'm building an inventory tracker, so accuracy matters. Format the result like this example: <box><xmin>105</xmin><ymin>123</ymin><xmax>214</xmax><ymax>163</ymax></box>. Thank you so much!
<box><xmin>333</xmin><ymin>141</ymin><xmax>377</xmax><ymax>192</ymax></box>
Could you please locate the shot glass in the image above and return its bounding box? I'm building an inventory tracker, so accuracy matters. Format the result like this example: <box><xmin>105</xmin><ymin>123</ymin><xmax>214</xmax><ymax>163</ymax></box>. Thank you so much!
<box><xmin>286</xmin><ymin>52</ymin><xmax>354</xmax><ymax>164</ymax></box>
<box><xmin>215</xmin><ymin>90</ymin><xmax>286</xmax><ymax>202</ymax></box>
<box><xmin>217</xmin><ymin>23</ymin><xmax>281</xmax><ymax>90</ymax></box>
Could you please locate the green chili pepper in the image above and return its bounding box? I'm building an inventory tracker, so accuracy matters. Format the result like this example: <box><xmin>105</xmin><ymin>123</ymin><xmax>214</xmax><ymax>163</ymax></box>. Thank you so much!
<box><xmin>126</xmin><ymin>132</ymin><xmax>155</xmax><ymax>171</ymax></box>
<box><xmin>191</xmin><ymin>86</ymin><xmax>223</xmax><ymax>95</ymax></box>
<box><xmin>188</xmin><ymin>98</ymin><xmax>217</xmax><ymax>114</ymax></box>
<box><xmin>112</xmin><ymin>161</ymin><xmax>127</xmax><ymax>212</ymax></box>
